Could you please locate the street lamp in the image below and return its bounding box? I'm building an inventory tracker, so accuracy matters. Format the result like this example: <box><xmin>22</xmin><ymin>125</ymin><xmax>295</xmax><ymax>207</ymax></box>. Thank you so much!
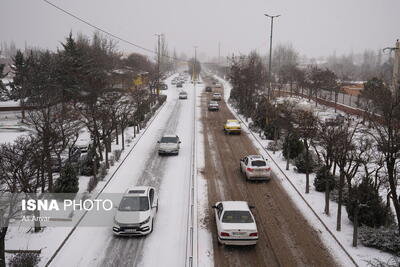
<box><xmin>264</xmin><ymin>13</ymin><xmax>281</xmax><ymax>100</ymax></box>
<box><xmin>155</xmin><ymin>33</ymin><xmax>162</xmax><ymax>96</ymax></box>
<box><xmin>193</xmin><ymin>46</ymin><xmax>198</xmax><ymax>83</ymax></box>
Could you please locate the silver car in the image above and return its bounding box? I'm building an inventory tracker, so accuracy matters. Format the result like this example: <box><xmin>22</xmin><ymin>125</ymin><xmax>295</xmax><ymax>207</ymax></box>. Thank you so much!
<box><xmin>113</xmin><ymin>186</ymin><xmax>158</xmax><ymax>236</ymax></box>
<box><xmin>240</xmin><ymin>155</ymin><xmax>271</xmax><ymax>181</ymax></box>
<box><xmin>179</xmin><ymin>91</ymin><xmax>188</xmax><ymax>99</ymax></box>
<box><xmin>158</xmin><ymin>135</ymin><xmax>181</xmax><ymax>155</ymax></box>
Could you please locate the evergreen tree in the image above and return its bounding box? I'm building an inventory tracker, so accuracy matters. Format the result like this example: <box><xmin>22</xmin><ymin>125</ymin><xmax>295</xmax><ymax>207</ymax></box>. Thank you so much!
<box><xmin>54</xmin><ymin>163</ymin><xmax>79</xmax><ymax>193</ymax></box>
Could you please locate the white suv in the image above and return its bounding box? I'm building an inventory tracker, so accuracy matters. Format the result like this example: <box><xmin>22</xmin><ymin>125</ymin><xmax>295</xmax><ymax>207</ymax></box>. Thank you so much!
<box><xmin>158</xmin><ymin>135</ymin><xmax>181</xmax><ymax>155</ymax></box>
<box><xmin>240</xmin><ymin>155</ymin><xmax>271</xmax><ymax>181</ymax></box>
<box><xmin>113</xmin><ymin>186</ymin><xmax>158</xmax><ymax>236</ymax></box>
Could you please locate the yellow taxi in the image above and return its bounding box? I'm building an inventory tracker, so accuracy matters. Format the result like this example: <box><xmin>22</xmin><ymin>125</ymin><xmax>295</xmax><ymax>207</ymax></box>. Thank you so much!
<box><xmin>223</xmin><ymin>119</ymin><xmax>241</xmax><ymax>135</ymax></box>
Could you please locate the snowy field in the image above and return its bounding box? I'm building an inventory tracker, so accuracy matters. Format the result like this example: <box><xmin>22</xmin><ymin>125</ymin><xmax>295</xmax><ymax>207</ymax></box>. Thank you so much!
<box><xmin>216</xmin><ymin>75</ymin><xmax>396</xmax><ymax>266</ymax></box>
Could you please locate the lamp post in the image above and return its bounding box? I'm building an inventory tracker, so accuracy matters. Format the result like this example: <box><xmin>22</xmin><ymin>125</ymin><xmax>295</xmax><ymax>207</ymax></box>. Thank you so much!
<box><xmin>193</xmin><ymin>46</ymin><xmax>197</xmax><ymax>83</ymax></box>
<box><xmin>155</xmin><ymin>33</ymin><xmax>162</xmax><ymax>96</ymax></box>
<box><xmin>264</xmin><ymin>14</ymin><xmax>281</xmax><ymax>100</ymax></box>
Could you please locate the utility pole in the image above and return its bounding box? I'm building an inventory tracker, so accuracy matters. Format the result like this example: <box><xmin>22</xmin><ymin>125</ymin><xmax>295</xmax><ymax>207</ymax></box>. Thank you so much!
<box><xmin>218</xmin><ymin>42</ymin><xmax>221</xmax><ymax>65</ymax></box>
<box><xmin>383</xmin><ymin>39</ymin><xmax>400</xmax><ymax>98</ymax></box>
<box><xmin>393</xmin><ymin>40</ymin><xmax>400</xmax><ymax>97</ymax></box>
<box><xmin>194</xmin><ymin>46</ymin><xmax>197</xmax><ymax>82</ymax></box>
<box><xmin>264</xmin><ymin>13</ymin><xmax>281</xmax><ymax>100</ymax></box>
<box><xmin>155</xmin><ymin>33</ymin><xmax>161</xmax><ymax>96</ymax></box>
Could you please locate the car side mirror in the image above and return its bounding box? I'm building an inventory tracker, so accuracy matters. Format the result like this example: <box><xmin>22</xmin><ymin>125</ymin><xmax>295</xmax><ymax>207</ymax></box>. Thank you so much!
<box><xmin>211</xmin><ymin>205</ymin><xmax>217</xmax><ymax>209</ymax></box>
<box><xmin>157</xmin><ymin>141</ymin><xmax>160</xmax><ymax>143</ymax></box>
<box><xmin>249</xmin><ymin>205</ymin><xmax>255</xmax><ymax>209</ymax></box>
<box><xmin>240</xmin><ymin>158</ymin><xmax>244</xmax><ymax>162</ymax></box>
<box><xmin>179</xmin><ymin>141</ymin><xmax>181</xmax><ymax>144</ymax></box>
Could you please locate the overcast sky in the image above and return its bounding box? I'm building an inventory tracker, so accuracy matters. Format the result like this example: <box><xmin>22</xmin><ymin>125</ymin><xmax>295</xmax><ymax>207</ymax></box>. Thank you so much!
<box><xmin>1</xmin><ymin>0</ymin><xmax>399</xmax><ymax>60</ymax></box>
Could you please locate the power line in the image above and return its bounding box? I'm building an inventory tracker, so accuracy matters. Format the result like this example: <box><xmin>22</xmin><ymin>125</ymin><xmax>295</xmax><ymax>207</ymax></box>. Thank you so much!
<box><xmin>41</xmin><ymin>0</ymin><xmax>190</xmax><ymax>63</ymax></box>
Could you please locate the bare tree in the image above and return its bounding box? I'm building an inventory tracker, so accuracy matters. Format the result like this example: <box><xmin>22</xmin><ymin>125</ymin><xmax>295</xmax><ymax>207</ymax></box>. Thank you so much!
<box><xmin>296</xmin><ymin>110</ymin><xmax>318</xmax><ymax>193</ymax></box>
<box><xmin>332</xmin><ymin>116</ymin><xmax>360</xmax><ymax>231</ymax></box>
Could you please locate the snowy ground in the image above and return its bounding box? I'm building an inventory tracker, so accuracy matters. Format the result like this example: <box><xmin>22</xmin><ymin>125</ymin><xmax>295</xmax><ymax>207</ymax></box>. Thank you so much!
<box><xmin>216</xmin><ymin>75</ymin><xmax>396</xmax><ymax>266</ymax></box>
<box><xmin>30</xmin><ymin>73</ymin><xmax>209</xmax><ymax>267</ymax></box>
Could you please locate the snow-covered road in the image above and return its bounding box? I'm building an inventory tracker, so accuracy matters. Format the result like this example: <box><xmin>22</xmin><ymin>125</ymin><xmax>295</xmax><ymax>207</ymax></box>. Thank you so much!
<box><xmin>49</xmin><ymin>74</ymin><xmax>198</xmax><ymax>267</ymax></box>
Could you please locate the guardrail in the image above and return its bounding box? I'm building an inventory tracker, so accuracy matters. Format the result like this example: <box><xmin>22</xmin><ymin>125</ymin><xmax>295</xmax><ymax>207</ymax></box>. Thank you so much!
<box><xmin>186</xmin><ymin>82</ymin><xmax>198</xmax><ymax>267</ymax></box>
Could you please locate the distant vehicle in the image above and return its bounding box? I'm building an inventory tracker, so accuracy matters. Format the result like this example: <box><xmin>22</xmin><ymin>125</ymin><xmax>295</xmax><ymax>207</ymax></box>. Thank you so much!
<box><xmin>205</xmin><ymin>86</ymin><xmax>212</xmax><ymax>92</ymax></box>
<box><xmin>177</xmin><ymin>83</ymin><xmax>183</xmax><ymax>88</ymax></box>
<box><xmin>212</xmin><ymin>92</ymin><xmax>222</xmax><ymax>101</ymax></box>
<box><xmin>158</xmin><ymin>134</ymin><xmax>181</xmax><ymax>155</ymax></box>
<box><xmin>208</xmin><ymin>101</ymin><xmax>219</xmax><ymax>111</ymax></box>
<box><xmin>113</xmin><ymin>186</ymin><xmax>158</xmax><ymax>236</ymax></box>
<box><xmin>171</xmin><ymin>80</ymin><xmax>177</xmax><ymax>85</ymax></box>
<box><xmin>212</xmin><ymin>201</ymin><xmax>258</xmax><ymax>245</ymax></box>
<box><xmin>160</xmin><ymin>83</ymin><xmax>168</xmax><ymax>90</ymax></box>
<box><xmin>240</xmin><ymin>155</ymin><xmax>271</xmax><ymax>181</ymax></box>
<box><xmin>179</xmin><ymin>91</ymin><xmax>188</xmax><ymax>99</ymax></box>
<box><xmin>214</xmin><ymin>83</ymin><xmax>222</xmax><ymax>88</ymax></box>
<box><xmin>224</xmin><ymin>119</ymin><xmax>241</xmax><ymax>135</ymax></box>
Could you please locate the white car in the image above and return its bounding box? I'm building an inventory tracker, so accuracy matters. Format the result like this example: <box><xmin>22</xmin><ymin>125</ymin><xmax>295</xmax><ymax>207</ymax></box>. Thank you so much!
<box><xmin>212</xmin><ymin>92</ymin><xmax>222</xmax><ymax>101</ymax></box>
<box><xmin>158</xmin><ymin>134</ymin><xmax>181</xmax><ymax>155</ymax></box>
<box><xmin>113</xmin><ymin>186</ymin><xmax>158</xmax><ymax>236</ymax></box>
<box><xmin>212</xmin><ymin>201</ymin><xmax>258</xmax><ymax>245</ymax></box>
<box><xmin>179</xmin><ymin>91</ymin><xmax>188</xmax><ymax>99</ymax></box>
<box><xmin>240</xmin><ymin>155</ymin><xmax>271</xmax><ymax>181</ymax></box>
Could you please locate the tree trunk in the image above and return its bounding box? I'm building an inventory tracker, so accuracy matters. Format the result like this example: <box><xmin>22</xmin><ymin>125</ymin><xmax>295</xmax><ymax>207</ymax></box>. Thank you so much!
<box><xmin>273</xmin><ymin>127</ymin><xmax>277</xmax><ymax>155</ymax></box>
<box><xmin>115</xmin><ymin>125</ymin><xmax>119</xmax><ymax>145</ymax></box>
<box><xmin>336</xmin><ymin>169</ymin><xmax>345</xmax><ymax>231</ymax></box>
<box><xmin>121</xmin><ymin>127</ymin><xmax>125</xmax><ymax>150</ymax></box>
<box><xmin>286</xmin><ymin>135</ymin><xmax>290</xmax><ymax>171</ymax></box>
<box><xmin>0</xmin><ymin>230</ymin><xmax>6</xmax><ymax>267</ymax></box>
<box><xmin>325</xmin><ymin>179</ymin><xmax>330</xmax><ymax>215</ymax></box>
<box><xmin>33</xmin><ymin>209</ymin><xmax>41</xmax><ymax>232</ymax></box>
<box><xmin>353</xmin><ymin>202</ymin><xmax>359</xmax><ymax>247</ymax></box>
<box><xmin>387</xmin><ymin>163</ymin><xmax>400</xmax><ymax>232</ymax></box>
<box><xmin>305</xmin><ymin>146</ymin><xmax>310</xmax><ymax>194</ymax></box>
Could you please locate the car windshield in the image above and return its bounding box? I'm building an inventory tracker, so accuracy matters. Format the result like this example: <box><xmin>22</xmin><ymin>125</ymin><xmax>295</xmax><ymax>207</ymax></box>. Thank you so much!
<box><xmin>222</xmin><ymin>211</ymin><xmax>254</xmax><ymax>223</ymax></box>
<box><xmin>160</xmin><ymin>137</ymin><xmax>178</xmax><ymax>143</ymax></box>
<box><xmin>118</xmin><ymin>196</ymin><xmax>149</xmax><ymax>211</ymax></box>
<box><xmin>180</xmin><ymin>92</ymin><xmax>187</xmax><ymax>95</ymax></box>
<box><xmin>251</xmin><ymin>160</ymin><xmax>266</xmax><ymax>167</ymax></box>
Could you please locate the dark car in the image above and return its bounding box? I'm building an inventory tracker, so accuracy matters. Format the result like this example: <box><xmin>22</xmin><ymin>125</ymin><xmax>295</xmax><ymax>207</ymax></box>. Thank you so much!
<box><xmin>205</xmin><ymin>86</ymin><xmax>212</xmax><ymax>92</ymax></box>
<box><xmin>160</xmin><ymin>83</ymin><xmax>168</xmax><ymax>90</ymax></box>
<box><xmin>208</xmin><ymin>101</ymin><xmax>219</xmax><ymax>111</ymax></box>
<box><xmin>177</xmin><ymin>83</ymin><xmax>183</xmax><ymax>88</ymax></box>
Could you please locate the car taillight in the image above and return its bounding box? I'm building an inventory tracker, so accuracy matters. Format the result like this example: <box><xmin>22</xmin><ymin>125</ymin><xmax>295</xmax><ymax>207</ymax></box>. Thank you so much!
<box><xmin>246</xmin><ymin>168</ymin><xmax>253</xmax><ymax>172</ymax></box>
<box><xmin>265</xmin><ymin>167</ymin><xmax>271</xmax><ymax>171</ymax></box>
<box><xmin>249</xmin><ymin>232</ymin><xmax>258</xmax><ymax>237</ymax></box>
<box><xmin>220</xmin><ymin>232</ymin><xmax>230</xmax><ymax>237</ymax></box>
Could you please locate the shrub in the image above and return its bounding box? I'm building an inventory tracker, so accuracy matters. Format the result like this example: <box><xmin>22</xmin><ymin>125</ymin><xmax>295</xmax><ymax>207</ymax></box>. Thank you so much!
<box><xmin>99</xmin><ymin>163</ymin><xmax>108</xmax><ymax>180</ymax></box>
<box><xmin>282</xmin><ymin>133</ymin><xmax>304</xmax><ymax>160</ymax></box>
<box><xmin>313</xmin><ymin>166</ymin><xmax>336</xmax><ymax>192</ymax></box>
<box><xmin>266</xmin><ymin>140</ymin><xmax>282</xmax><ymax>152</ymax></box>
<box><xmin>53</xmin><ymin>163</ymin><xmax>79</xmax><ymax>193</ymax></box>
<box><xmin>359</xmin><ymin>225</ymin><xmax>400</xmax><ymax>256</ymax></box>
<box><xmin>87</xmin><ymin>176</ymin><xmax>98</xmax><ymax>193</ymax></box>
<box><xmin>113</xmin><ymin>149</ymin><xmax>122</xmax><ymax>161</ymax></box>
<box><xmin>80</xmin><ymin>147</ymin><xmax>99</xmax><ymax>176</ymax></box>
<box><xmin>264</xmin><ymin>123</ymin><xmax>277</xmax><ymax>140</ymax></box>
<box><xmin>346</xmin><ymin>179</ymin><xmax>390</xmax><ymax>227</ymax></box>
<box><xmin>295</xmin><ymin>151</ymin><xmax>318</xmax><ymax>173</ymax></box>
<box><xmin>9</xmin><ymin>253</ymin><xmax>40</xmax><ymax>267</ymax></box>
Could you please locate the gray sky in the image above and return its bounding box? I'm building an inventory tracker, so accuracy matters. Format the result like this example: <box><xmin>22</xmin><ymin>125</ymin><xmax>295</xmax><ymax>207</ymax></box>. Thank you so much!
<box><xmin>1</xmin><ymin>0</ymin><xmax>399</xmax><ymax>60</ymax></box>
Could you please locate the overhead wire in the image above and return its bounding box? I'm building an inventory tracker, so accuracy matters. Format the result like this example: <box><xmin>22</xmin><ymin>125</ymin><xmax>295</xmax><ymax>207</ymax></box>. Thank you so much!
<box><xmin>41</xmin><ymin>0</ymin><xmax>193</xmax><ymax>64</ymax></box>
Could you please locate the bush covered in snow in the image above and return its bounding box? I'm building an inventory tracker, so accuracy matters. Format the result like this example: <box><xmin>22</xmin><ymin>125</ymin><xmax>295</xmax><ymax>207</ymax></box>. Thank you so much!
<box><xmin>282</xmin><ymin>133</ymin><xmax>304</xmax><ymax>160</ymax></box>
<box><xmin>294</xmin><ymin>151</ymin><xmax>319</xmax><ymax>174</ymax></box>
<box><xmin>266</xmin><ymin>140</ymin><xmax>283</xmax><ymax>152</ymax></box>
<box><xmin>53</xmin><ymin>163</ymin><xmax>79</xmax><ymax>193</ymax></box>
<box><xmin>359</xmin><ymin>225</ymin><xmax>400</xmax><ymax>256</ymax></box>
<box><xmin>9</xmin><ymin>253</ymin><xmax>40</xmax><ymax>267</ymax></box>
<box><xmin>346</xmin><ymin>179</ymin><xmax>390</xmax><ymax>227</ymax></box>
<box><xmin>113</xmin><ymin>149</ymin><xmax>122</xmax><ymax>161</ymax></box>
<box><xmin>313</xmin><ymin>166</ymin><xmax>336</xmax><ymax>192</ymax></box>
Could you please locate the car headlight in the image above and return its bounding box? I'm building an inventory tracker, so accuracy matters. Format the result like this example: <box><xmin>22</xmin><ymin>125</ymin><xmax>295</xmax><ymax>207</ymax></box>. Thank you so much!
<box><xmin>140</xmin><ymin>216</ymin><xmax>151</xmax><ymax>226</ymax></box>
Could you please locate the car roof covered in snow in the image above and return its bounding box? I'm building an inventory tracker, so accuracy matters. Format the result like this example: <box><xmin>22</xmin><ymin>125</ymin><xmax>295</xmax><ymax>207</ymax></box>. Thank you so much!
<box><xmin>221</xmin><ymin>201</ymin><xmax>250</xmax><ymax>211</ymax></box>
<box><xmin>248</xmin><ymin>155</ymin><xmax>265</xmax><ymax>161</ymax></box>
<box><xmin>124</xmin><ymin>186</ymin><xmax>151</xmax><ymax>196</ymax></box>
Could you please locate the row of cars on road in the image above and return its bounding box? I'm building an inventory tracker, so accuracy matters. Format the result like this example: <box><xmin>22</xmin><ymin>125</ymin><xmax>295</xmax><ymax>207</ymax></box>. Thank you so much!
<box><xmin>113</xmin><ymin>75</ymin><xmax>187</xmax><ymax>236</ymax></box>
<box><xmin>203</xmin><ymin>76</ymin><xmax>272</xmax><ymax>246</ymax></box>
